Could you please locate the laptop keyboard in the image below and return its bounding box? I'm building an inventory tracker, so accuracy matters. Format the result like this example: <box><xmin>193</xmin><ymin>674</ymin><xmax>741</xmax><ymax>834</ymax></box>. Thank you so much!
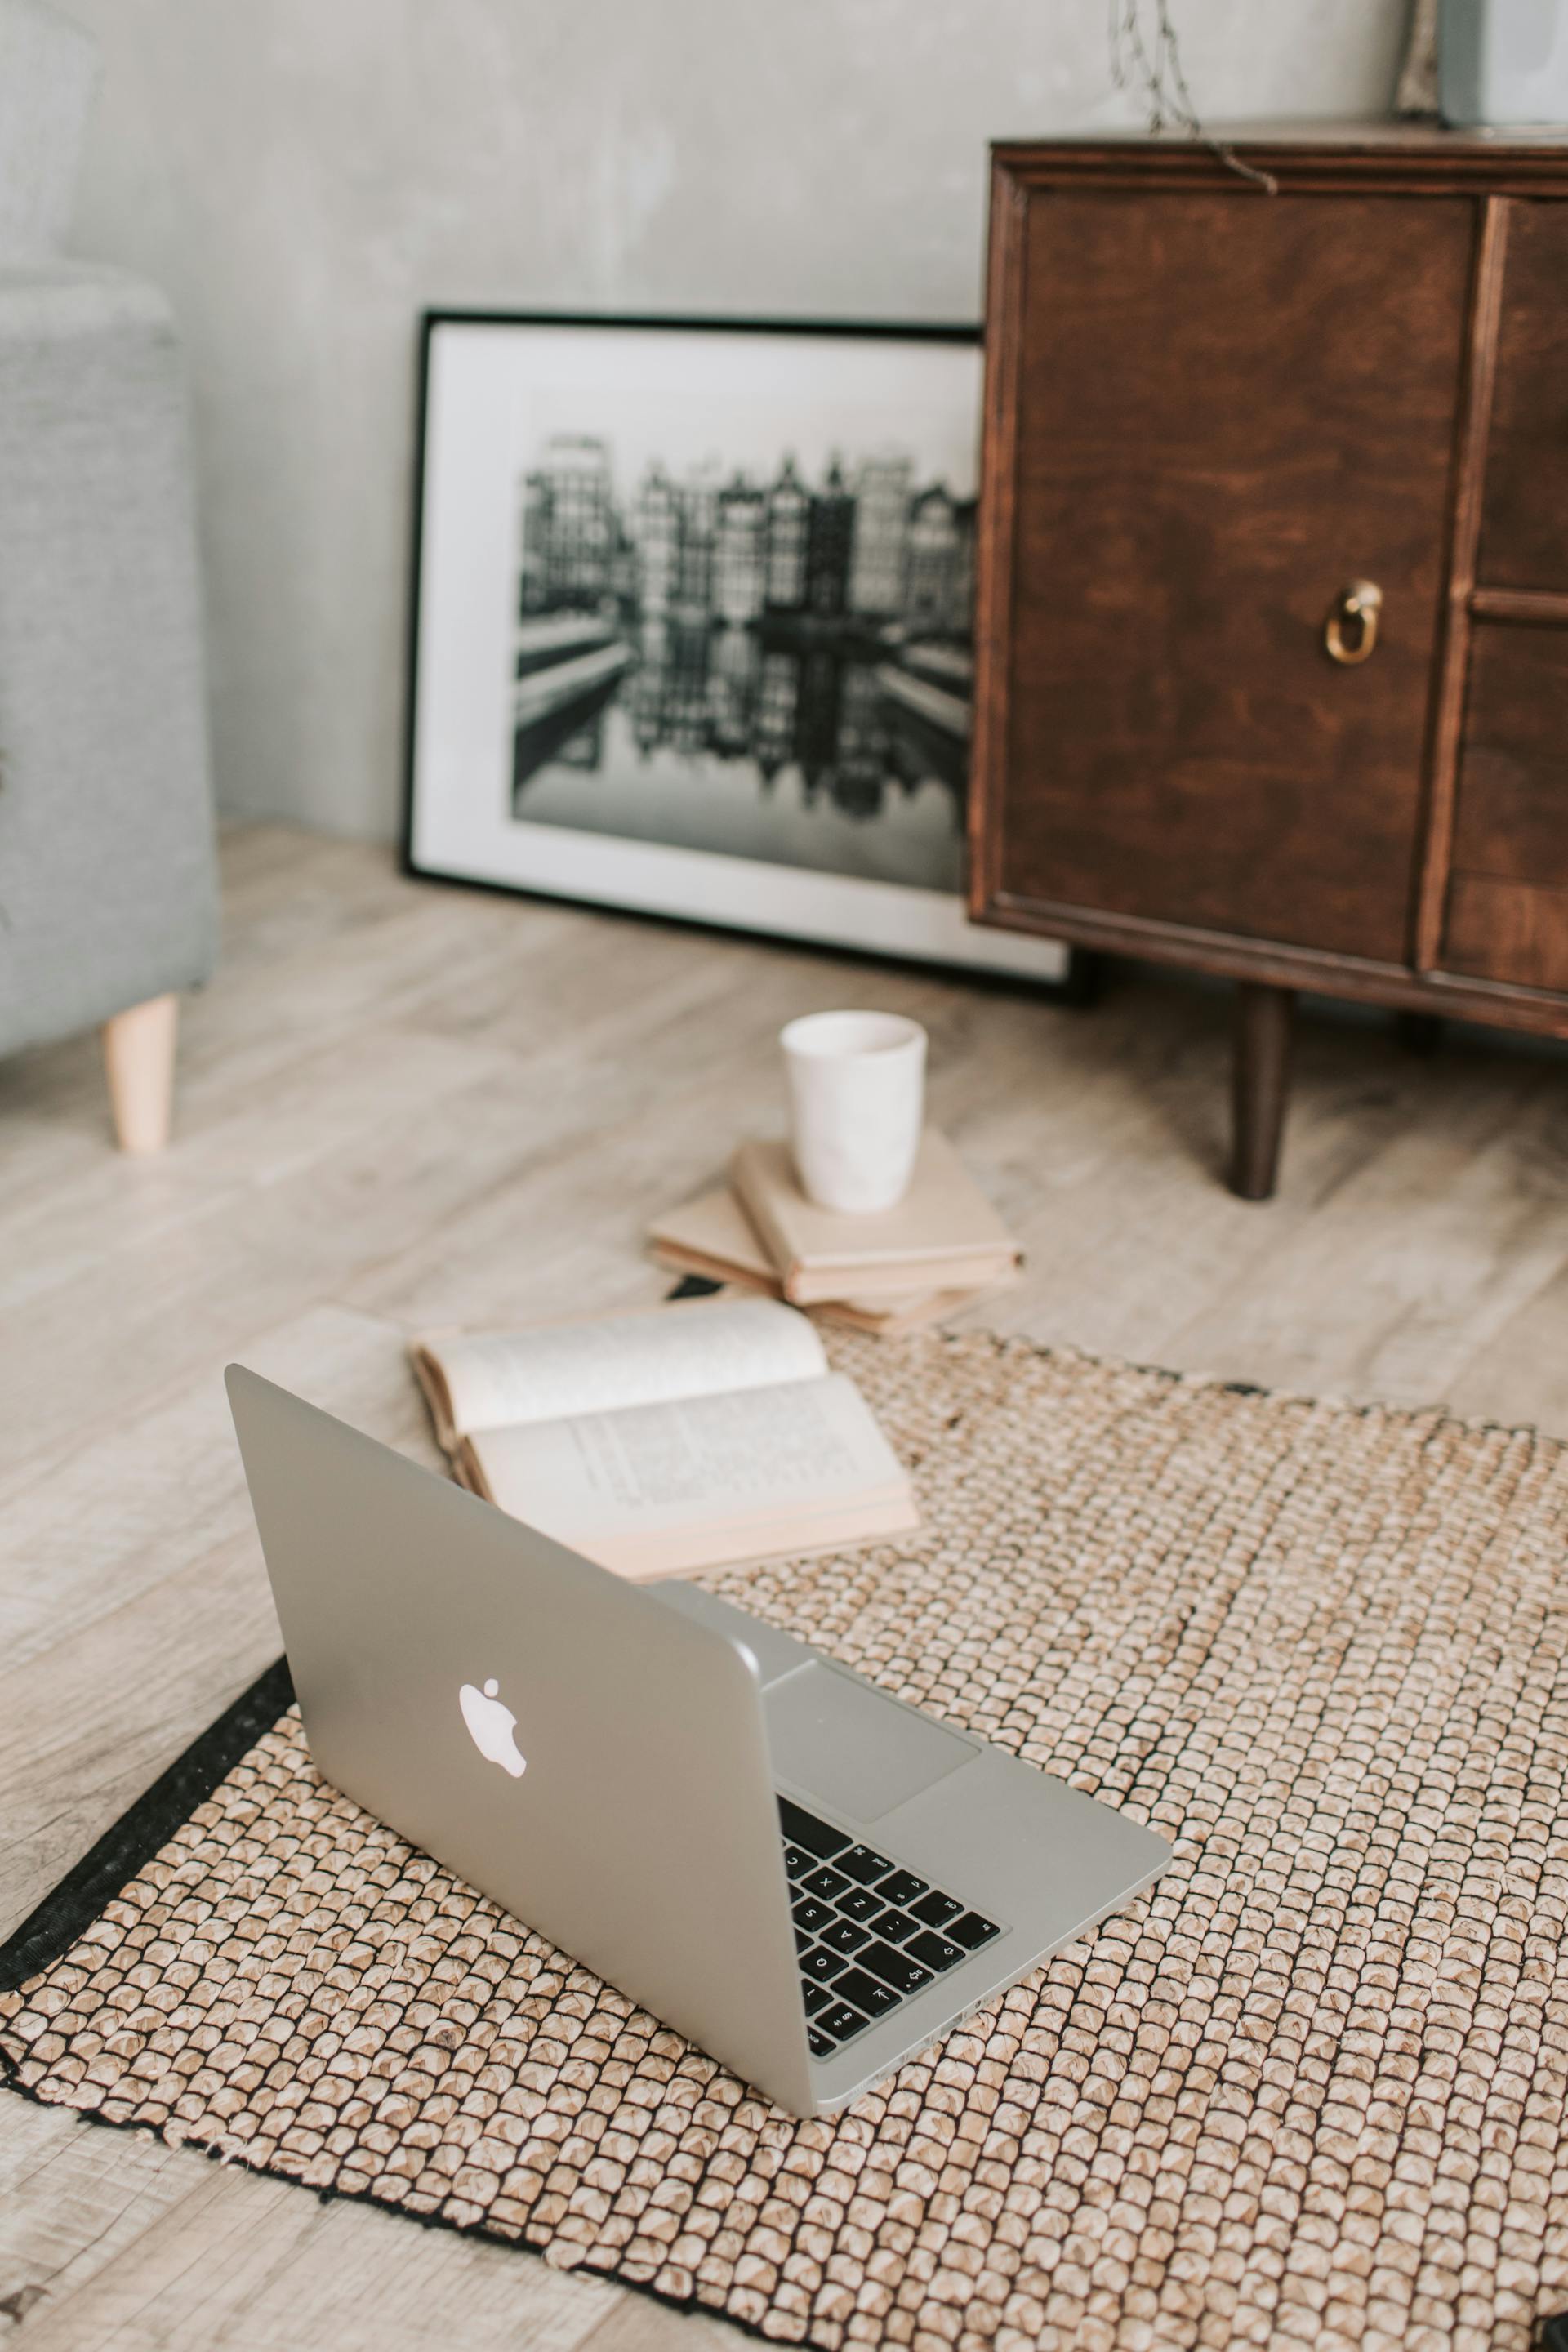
<box><xmin>778</xmin><ymin>1797</ymin><xmax>1002</xmax><ymax>2060</ymax></box>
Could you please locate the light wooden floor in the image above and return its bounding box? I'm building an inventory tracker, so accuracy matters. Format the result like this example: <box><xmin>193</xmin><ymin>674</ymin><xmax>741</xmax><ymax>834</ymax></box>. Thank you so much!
<box><xmin>5</xmin><ymin>825</ymin><xmax>1568</xmax><ymax>2349</ymax></box>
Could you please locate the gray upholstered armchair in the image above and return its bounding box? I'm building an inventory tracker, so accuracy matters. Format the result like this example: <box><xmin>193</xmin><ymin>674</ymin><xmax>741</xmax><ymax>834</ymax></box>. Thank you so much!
<box><xmin>0</xmin><ymin>0</ymin><xmax>218</xmax><ymax>1150</ymax></box>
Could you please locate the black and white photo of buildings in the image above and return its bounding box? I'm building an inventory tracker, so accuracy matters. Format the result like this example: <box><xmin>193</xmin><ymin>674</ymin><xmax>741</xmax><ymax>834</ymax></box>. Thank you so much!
<box><xmin>408</xmin><ymin>318</ymin><xmax>1064</xmax><ymax>979</ymax></box>
<box><xmin>509</xmin><ymin>436</ymin><xmax>976</xmax><ymax>894</ymax></box>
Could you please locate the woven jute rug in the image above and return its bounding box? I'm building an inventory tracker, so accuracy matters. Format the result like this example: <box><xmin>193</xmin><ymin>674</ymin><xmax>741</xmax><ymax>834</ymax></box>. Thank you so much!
<box><xmin>4</xmin><ymin>1329</ymin><xmax>1567</xmax><ymax>2352</ymax></box>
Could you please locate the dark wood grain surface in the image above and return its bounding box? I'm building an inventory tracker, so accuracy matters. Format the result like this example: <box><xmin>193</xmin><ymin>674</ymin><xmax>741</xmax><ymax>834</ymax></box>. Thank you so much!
<box><xmin>970</xmin><ymin>136</ymin><xmax>1568</xmax><ymax>1174</ymax></box>
<box><xmin>1444</xmin><ymin>621</ymin><xmax>1568</xmax><ymax>990</ymax></box>
<box><xmin>991</xmin><ymin>188</ymin><xmax>1471</xmax><ymax>960</ymax></box>
<box><xmin>1477</xmin><ymin>198</ymin><xmax>1568</xmax><ymax>590</ymax></box>
<box><xmin>1412</xmin><ymin>195</ymin><xmax>1508</xmax><ymax>973</ymax></box>
<box><xmin>1445</xmin><ymin>874</ymin><xmax>1568</xmax><ymax>995</ymax></box>
<box><xmin>1451</xmin><ymin>622</ymin><xmax>1568</xmax><ymax>889</ymax></box>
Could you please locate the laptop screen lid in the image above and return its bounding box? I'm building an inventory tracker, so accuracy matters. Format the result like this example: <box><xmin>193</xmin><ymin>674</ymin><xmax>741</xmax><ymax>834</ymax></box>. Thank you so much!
<box><xmin>225</xmin><ymin>1365</ymin><xmax>815</xmax><ymax>2116</ymax></box>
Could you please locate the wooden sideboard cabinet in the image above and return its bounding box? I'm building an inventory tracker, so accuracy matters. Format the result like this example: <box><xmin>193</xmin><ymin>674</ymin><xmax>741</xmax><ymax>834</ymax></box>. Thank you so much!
<box><xmin>969</xmin><ymin>128</ymin><xmax>1568</xmax><ymax>1197</ymax></box>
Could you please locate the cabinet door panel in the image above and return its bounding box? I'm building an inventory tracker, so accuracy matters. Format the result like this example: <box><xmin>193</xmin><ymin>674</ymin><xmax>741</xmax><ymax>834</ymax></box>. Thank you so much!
<box><xmin>1477</xmin><ymin>200</ymin><xmax>1568</xmax><ymax>590</ymax></box>
<box><xmin>1443</xmin><ymin>621</ymin><xmax>1568</xmax><ymax>988</ymax></box>
<box><xmin>994</xmin><ymin>191</ymin><xmax>1472</xmax><ymax>961</ymax></box>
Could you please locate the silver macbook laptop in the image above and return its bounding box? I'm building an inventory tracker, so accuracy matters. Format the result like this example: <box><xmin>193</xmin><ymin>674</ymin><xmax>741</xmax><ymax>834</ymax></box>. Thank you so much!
<box><xmin>227</xmin><ymin>1363</ymin><xmax>1170</xmax><ymax>2118</ymax></box>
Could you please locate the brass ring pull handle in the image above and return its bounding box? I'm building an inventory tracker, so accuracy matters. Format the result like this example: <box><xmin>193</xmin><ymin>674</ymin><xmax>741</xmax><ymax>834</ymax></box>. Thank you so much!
<box><xmin>1325</xmin><ymin>579</ymin><xmax>1383</xmax><ymax>666</ymax></box>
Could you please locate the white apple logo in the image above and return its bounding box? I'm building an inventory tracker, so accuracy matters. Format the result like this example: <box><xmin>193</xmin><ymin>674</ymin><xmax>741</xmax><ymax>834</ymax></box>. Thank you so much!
<box><xmin>459</xmin><ymin>1677</ymin><xmax>527</xmax><ymax>1778</ymax></box>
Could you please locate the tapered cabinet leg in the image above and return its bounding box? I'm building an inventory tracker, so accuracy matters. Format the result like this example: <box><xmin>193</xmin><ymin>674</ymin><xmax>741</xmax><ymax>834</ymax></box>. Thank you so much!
<box><xmin>1229</xmin><ymin>983</ymin><xmax>1294</xmax><ymax>1201</ymax></box>
<box><xmin>1396</xmin><ymin>1010</ymin><xmax>1443</xmax><ymax>1057</ymax></box>
<box><xmin>102</xmin><ymin>992</ymin><xmax>179</xmax><ymax>1153</ymax></box>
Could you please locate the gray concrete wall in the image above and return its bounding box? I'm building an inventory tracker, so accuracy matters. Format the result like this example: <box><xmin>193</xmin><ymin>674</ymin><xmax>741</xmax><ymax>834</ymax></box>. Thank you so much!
<box><xmin>65</xmin><ymin>0</ymin><xmax>1410</xmax><ymax>840</ymax></box>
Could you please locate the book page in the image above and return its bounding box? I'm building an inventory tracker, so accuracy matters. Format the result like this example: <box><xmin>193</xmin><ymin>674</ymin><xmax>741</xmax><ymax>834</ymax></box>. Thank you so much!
<box><xmin>467</xmin><ymin>1373</ymin><xmax>907</xmax><ymax>1547</ymax></box>
<box><xmin>417</xmin><ymin>1295</ymin><xmax>827</xmax><ymax>1437</ymax></box>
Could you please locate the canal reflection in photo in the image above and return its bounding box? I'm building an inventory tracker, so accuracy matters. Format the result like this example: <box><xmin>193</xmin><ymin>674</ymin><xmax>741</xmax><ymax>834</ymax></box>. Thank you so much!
<box><xmin>509</xmin><ymin>434</ymin><xmax>976</xmax><ymax>897</ymax></box>
<box><xmin>408</xmin><ymin>317</ymin><xmax>1067</xmax><ymax>981</ymax></box>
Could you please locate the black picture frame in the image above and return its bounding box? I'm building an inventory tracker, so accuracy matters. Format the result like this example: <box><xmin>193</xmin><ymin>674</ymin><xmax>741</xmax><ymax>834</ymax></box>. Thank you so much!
<box><xmin>401</xmin><ymin>307</ymin><xmax>1076</xmax><ymax>993</ymax></box>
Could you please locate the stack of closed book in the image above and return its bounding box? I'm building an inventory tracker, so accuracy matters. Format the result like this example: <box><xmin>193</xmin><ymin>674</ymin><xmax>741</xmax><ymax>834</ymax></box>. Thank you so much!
<box><xmin>648</xmin><ymin>1129</ymin><xmax>1022</xmax><ymax>1334</ymax></box>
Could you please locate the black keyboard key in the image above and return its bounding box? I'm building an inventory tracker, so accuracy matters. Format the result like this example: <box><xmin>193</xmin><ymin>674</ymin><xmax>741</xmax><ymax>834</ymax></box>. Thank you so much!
<box><xmin>822</xmin><ymin>1917</ymin><xmax>870</xmax><ymax>1955</ymax></box>
<box><xmin>800</xmin><ymin>1944</ymin><xmax>849</xmax><ymax>1984</ymax></box>
<box><xmin>831</xmin><ymin>1967</ymin><xmax>900</xmax><ymax>2019</ymax></box>
<box><xmin>791</xmin><ymin>1898</ymin><xmax>833</xmax><ymax>1936</ymax></box>
<box><xmin>871</xmin><ymin>1908</ymin><xmax>920</xmax><ymax>1943</ymax></box>
<box><xmin>877</xmin><ymin>1869</ymin><xmax>929</xmax><ymax>1909</ymax></box>
<box><xmin>778</xmin><ymin>1799</ymin><xmax>849</xmax><ymax>1860</ymax></box>
<box><xmin>816</xmin><ymin>2001</ymin><xmax>869</xmax><ymax>2044</ymax></box>
<box><xmin>795</xmin><ymin>1925</ymin><xmax>813</xmax><ymax>1953</ymax></box>
<box><xmin>859</xmin><ymin>1940</ymin><xmax>934</xmax><ymax>1998</ymax></box>
<box><xmin>907</xmin><ymin>1930</ymin><xmax>965</xmax><ymax>1973</ymax></box>
<box><xmin>835</xmin><ymin>1844</ymin><xmax>895</xmax><ymax>1885</ymax></box>
<box><xmin>837</xmin><ymin>1885</ymin><xmax>884</xmax><ymax>1923</ymax></box>
<box><xmin>783</xmin><ymin>1844</ymin><xmax>813</xmax><ymax>1880</ymax></box>
<box><xmin>803</xmin><ymin>1982</ymin><xmax>832</xmax><ymax>2016</ymax></box>
<box><xmin>808</xmin><ymin>2028</ymin><xmax>835</xmax><ymax>2058</ymax></box>
<box><xmin>801</xmin><ymin>1864</ymin><xmax>851</xmax><ymax>1903</ymax></box>
<box><xmin>949</xmin><ymin>1911</ymin><xmax>1001</xmax><ymax>1952</ymax></box>
<box><xmin>911</xmin><ymin>1889</ymin><xmax>963</xmax><ymax>1930</ymax></box>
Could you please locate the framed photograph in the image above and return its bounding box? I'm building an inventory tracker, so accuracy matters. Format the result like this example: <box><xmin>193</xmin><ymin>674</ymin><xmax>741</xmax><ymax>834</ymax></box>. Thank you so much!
<box><xmin>403</xmin><ymin>311</ymin><xmax>1070</xmax><ymax>984</ymax></box>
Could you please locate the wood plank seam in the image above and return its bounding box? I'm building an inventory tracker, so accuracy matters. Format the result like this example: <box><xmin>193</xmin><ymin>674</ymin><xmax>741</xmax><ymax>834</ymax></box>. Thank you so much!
<box><xmin>1414</xmin><ymin>192</ymin><xmax>1510</xmax><ymax>973</ymax></box>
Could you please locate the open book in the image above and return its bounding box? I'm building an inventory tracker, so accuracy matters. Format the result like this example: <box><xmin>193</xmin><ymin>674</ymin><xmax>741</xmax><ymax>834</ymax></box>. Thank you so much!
<box><xmin>409</xmin><ymin>1295</ymin><xmax>920</xmax><ymax>1580</ymax></box>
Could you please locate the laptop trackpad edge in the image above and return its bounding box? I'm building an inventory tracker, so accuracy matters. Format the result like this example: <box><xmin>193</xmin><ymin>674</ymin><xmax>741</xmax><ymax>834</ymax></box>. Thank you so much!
<box><xmin>764</xmin><ymin>1660</ymin><xmax>977</xmax><ymax>1824</ymax></box>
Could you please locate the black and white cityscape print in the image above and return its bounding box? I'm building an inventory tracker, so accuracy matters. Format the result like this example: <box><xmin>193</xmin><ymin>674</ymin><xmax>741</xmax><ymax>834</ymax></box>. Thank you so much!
<box><xmin>509</xmin><ymin>437</ymin><xmax>975</xmax><ymax>894</ymax></box>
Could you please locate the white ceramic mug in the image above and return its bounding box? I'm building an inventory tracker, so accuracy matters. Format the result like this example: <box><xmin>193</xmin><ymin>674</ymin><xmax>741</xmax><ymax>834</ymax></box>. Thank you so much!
<box><xmin>781</xmin><ymin>1010</ymin><xmax>927</xmax><ymax>1215</ymax></box>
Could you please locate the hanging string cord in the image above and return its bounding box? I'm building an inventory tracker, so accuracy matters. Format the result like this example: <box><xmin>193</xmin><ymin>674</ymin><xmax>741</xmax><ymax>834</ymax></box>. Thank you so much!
<box><xmin>1108</xmin><ymin>0</ymin><xmax>1280</xmax><ymax>195</ymax></box>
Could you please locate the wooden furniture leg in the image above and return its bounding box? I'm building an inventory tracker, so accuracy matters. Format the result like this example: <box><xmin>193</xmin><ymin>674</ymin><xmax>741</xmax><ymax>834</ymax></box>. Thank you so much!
<box><xmin>1229</xmin><ymin>983</ymin><xmax>1294</xmax><ymax>1201</ymax></box>
<box><xmin>1397</xmin><ymin>1010</ymin><xmax>1444</xmax><ymax>1056</ymax></box>
<box><xmin>102</xmin><ymin>992</ymin><xmax>179</xmax><ymax>1152</ymax></box>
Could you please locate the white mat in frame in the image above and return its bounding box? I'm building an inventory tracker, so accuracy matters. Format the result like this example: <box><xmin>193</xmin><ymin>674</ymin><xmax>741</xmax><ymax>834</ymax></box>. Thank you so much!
<box><xmin>405</xmin><ymin>311</ymin><xmax>1069</xmax><ymax>984</ymax></box>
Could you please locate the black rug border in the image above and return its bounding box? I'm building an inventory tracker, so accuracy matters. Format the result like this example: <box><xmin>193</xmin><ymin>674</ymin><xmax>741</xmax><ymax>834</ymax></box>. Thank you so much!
<box><xmin>0</xmin><ymin>1654</ymin><xmax>298</xmax><ymax>1998</ymax></box>
<box><xmin>0</xmin><ymin>1299</ymin><xmax>1549</xmax><ymax>2004</ymax></box>
<box><xmin>7</xmin><ymin>1286</ymin><xmax>1566</xmax><ymax>2350</ymax></box>
<box><xmin>0</xmin><ymin>1637</ymin><xmax>821</xmax><ymax>2348</ymax></box>
<box><xmin>0</xmin><ymin>1264</ymin><xmax>818</xmax><ymax>2350</ymax></box>
<box><xmin>0</xmin><ymin>1276</ymin><xmax>724</xmax><ymax>2002</ymax></box>
<box><xmin>0</xmin><ymin>2046</ymin><xmax>818</xmax><ymax>2350</ymax></box>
